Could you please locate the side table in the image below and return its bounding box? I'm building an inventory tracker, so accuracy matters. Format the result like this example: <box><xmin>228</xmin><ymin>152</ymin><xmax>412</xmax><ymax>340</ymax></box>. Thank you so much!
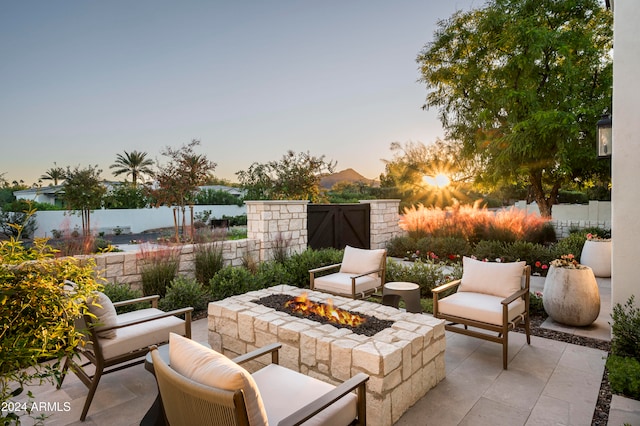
<box><xmin>382</xmin><ymin>282</ymin><xmax>422</xmax><ymax>313</ymax></box>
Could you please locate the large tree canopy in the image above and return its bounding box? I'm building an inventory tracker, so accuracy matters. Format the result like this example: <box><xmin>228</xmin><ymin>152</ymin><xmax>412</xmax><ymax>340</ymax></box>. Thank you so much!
<box><xmin>417</xmin><ymin>0</ymin><xmax>612</xmax><ymax>216</ymax></box>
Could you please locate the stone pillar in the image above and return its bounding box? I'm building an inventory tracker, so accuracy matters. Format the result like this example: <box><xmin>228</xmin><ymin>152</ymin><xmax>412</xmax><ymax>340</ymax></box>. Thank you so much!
<box><xmin>245</xmin><ymin>200</ymin><xmax>308</xmax><ymax>262</ymax></box>
<box><xmin>360</xmin><ymin>199</ymin><xmax>403</xmax><ymax>250</ymax></box>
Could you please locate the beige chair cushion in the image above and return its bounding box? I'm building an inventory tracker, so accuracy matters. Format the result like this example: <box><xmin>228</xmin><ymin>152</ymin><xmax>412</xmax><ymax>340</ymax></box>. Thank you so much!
<box><xmin>87</xmin><ymin>292</ymin><xmax>118</xmax><ymax>339</ymax></box>
<box><xmin>98</xmin><ymin>308</ymin><xmax>185</xmax><ymax>359</ymax></box>
<box><xmin>339</xmin><ymin>245</ymin><xmax>385</xmax><ymax>276</ymax></box>
<box><xmin>252</xmin><ymin>363</ymin><xmax>357</xmax><ymax>426</ymax></box>
<box><xmin>438</xmin><ymin>292</ymin><xmax>526</xmax><ymax>326</ymax></box>
<box><xmin>458</xmin><ymin>257</ymin><xmax>525</xmax><ymax>298</ymax></box>
<box><xmin>169</xmin><ymin>333</ymin><xmax>269</xmax><ymax>426</ymax></box>
<box><xmin>313</xmin><ymin>273</ymin><xmax>380</xmax><ymax>296</ymax></box>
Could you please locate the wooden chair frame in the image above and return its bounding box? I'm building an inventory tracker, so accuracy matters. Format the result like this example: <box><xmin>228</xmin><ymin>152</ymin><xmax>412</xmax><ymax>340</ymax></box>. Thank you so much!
<box><xmin>151</xmin><ymin>342</ymin><xmax>369</xmax><ymax>426</ymax></box>
<box><xmin>309</xmin><ymin>251</ymin><xmax>387</xmax><ymax>299</ymax></box>
<box><xmin>432</xmin><ymin>265</ymin><xmax>531</xmax><ymax>369</ymax></box>
<box><xmin>57</xmin><ymin>295</ymin><xmax>193</xmax><ymax>421</ymax></box>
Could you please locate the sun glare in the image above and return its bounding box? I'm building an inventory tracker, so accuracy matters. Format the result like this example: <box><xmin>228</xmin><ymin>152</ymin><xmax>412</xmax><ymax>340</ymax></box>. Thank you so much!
<box><xmin>423</xmin><ymin>173</ymin><xmax>451</xmax><ymax>189</ymax></box>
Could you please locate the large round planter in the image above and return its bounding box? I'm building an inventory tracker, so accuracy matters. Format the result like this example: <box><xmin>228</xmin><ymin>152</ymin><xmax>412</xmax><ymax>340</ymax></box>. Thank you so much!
<box><xmin>580</xmin><ymin>240</ymin><xmax>612</xmax><ymax>277</ymax></box>
<box><xmin>542</xmin><ymin>265</ymin><xmax>601</xmax><ymax>326</ymax></box>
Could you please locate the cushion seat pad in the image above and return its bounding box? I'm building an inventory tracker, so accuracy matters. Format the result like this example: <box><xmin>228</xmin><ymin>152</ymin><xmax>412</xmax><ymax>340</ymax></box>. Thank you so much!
<box><xmin>313</xmin><ymin>272</ymin><xmax>379</xmax><ymax>296</ymax></box>
<box><xmin>438</xmin><ymin>292</ymin><xmax>525</xmax><ymax>326</ymax></box>
<box><xmin>99</xmin><ymin>308</ymin><xmax>185</xmax><ymax>359</ymax></box>
<box><xmin>252</xmin><ymin>363</ymin><xmax>357</xmax><ymax>426</ymax></box>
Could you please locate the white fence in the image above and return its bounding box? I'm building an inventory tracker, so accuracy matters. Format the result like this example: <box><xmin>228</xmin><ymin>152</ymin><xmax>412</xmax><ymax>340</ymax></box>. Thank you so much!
<box><xmin>31</xmin><ymin>205</ymin><xmax>246</xmax><ymax>238</ymax></box>
<box><xmin>514</xmin><ymin>200</ymin><xmax>611</xmax><ymax>237</ymax></box>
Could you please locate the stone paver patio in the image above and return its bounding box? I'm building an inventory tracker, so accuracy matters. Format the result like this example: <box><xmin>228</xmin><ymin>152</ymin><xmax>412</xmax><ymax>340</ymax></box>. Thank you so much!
<box><xmin>9</xmin><ymin>276</ymin><xmax>640</xmax><ymax>425</ymax></box>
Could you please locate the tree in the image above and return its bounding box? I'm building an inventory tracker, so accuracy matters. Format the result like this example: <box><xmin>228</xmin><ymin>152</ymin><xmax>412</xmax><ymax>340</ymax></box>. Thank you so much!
<box><xmin>380</xmin><ymin>140</ymin><xmax>480</xmax><ymax>209</ymax></box>
<box><xmin>417</xmin><ymin>0</ymin><xmax>613</xmax><ymax>217</ymax></box>
<box><xmin>148</xmin><ymin>140</ymin><xmax>217</xmax><ymax>241</ymax></box>
<box><xmin>63</xmin><ymin>165</ymin><xmax>106</xmax><ymax>236</ymax></box>
<box><xmin>40</xmin><ymin>163</ymin><xmax>66</xmax><ymax>186</ymax></box>
<box><xmin>236</xmin><ymin>150</ymin><xmax>336</xmax><ymax>202</ymax></box>
<box><xmin>110</xmin><ymin>150</ymin><xmax>155</xmax><ymax>185</ymax></box>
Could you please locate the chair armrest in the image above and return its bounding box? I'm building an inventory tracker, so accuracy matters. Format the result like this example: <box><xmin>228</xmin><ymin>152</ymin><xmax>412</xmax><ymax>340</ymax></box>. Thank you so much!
<box><xmin>501</xmin><ymin>287</ymin><xmax>529</xmax><ymax>305</ymax></box>
<box><xmin>112</xmin><ymin>295</ymin><xmax>160</xmax><ymax>308</ymax></box>
<box><xmin>277</xmin><ymin>373</ymin><xmax>370</xmax><ymax>426</ymax></box>
<box><xmin>232</xmin><ymin>342</ymin><xmax>282</xmax><ymax>365</ymax></box>
<box><xmin>98</xmin><ymin>307</ymin><xmax>193</xmax><ymax>331</ymax></box>
<box><xmin>309</xmin><ymin>263</ymin><xmax>341</xmax><ymax>275</ymax></box>
<box><xmin>350</xmin><ymin>267</ymin><xmax>384</xmax><ymax>279</ymax></box>
<box><xmin>431</xmin><ymin>279</ymin><xmax>462</xmax><ymax>295</ymax></box>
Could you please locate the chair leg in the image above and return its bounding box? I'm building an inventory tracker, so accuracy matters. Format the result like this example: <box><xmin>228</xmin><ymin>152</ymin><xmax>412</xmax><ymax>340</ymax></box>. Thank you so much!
<box><xmin>80</xmin><ymin>367</ymin><xmax>103</xmax><ymax>421</ymax></box>
<box><xmin>57</xmin><ymin>357</ymin><xmax>71</xmax><ymax>389</ymax></box>
<box><xmin>503</xmin><ymin>332</ymin><xmax>509</xmax><ymax>370</ymax></box>
<box><xmin>525</xmin><ymin>316</ymin><xmax>531</xmax><ymax>345</ymax></box>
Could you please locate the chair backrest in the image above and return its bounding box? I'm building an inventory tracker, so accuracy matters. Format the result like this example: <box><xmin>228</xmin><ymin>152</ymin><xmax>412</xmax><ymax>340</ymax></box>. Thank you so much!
<box><xmin>339</xmin><ymin>245</ymin><xmax>387</xmax><ymax>277</ymax></box>
<box><xmin>151</xmin><ymin>348</ymin><xmax>251</xmax><ymax>426</ymax></box>
<box><xmin>458</xmin><ymin>256</ymin><xmax>529</xmax><ymax>298</ymax></box>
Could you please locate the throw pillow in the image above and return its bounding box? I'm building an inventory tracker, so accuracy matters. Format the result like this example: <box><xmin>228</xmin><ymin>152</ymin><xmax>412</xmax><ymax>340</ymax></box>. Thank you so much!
<box><xmin>458</xmin><ymin>256</ymin><xmax>525</xmax><ymax>298</ymax></box>
<box><xmin>87</xmin><ymin>291</ymin><xmax>118</xmax><ymax>339</ymax></box>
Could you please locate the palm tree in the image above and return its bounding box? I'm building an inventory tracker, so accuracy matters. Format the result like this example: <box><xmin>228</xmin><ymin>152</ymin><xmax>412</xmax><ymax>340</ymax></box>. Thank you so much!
<box><xmin>110</xmin><ymin>150</ymin><xmax>155</xmax><ymax>185</ymax></box>
<box><xmin>40</xmin><ymin>163</ymin><xmax>66</xmax><ymax>186</ymax></box>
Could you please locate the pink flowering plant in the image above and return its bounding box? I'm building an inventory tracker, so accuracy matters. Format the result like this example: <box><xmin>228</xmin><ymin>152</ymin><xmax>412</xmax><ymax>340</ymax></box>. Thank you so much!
<box><xmin>586</xmin><ymin>232</ymin><xmax>611</xmax><ymax>242</ymax></box>
<box><xmin>550</xmin><ymin>253</ymin><xmax>587</xmax><ymax>269</ymax></box>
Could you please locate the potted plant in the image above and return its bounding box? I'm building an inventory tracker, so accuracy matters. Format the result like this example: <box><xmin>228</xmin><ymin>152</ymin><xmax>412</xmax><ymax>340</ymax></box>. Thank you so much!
<box><xmin>580</xmin><ymin>232</ymin><xmax>612</xmax><ymax>277</ymax></box>
<box><xmin>542</xmin><ymin>254</ymin><xmax>601</xmax><ymax>326</ymax></box>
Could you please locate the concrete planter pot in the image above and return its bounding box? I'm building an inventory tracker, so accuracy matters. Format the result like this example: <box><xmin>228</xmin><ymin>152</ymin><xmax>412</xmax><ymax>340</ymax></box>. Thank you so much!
<box><xmin>580</xmin><ymin>239</ymin><xmax>612</xmax><ymax>277</ymax></box>
<box><xmin>542</xmin><ymin>265</ymin><xmax>601</xmax><ymax>326</ymax></box>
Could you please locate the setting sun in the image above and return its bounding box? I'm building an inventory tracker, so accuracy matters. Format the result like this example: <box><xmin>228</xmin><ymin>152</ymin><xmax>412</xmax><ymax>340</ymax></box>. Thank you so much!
<box><xmin>423</xmin><ymin>173</ymin><xmax>451</xmax><ymax>188</ymax></box>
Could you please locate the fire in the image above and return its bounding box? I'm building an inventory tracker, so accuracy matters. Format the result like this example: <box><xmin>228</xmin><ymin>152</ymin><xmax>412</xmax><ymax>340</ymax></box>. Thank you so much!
<box><xmin>285</xmin><ymin>293</ymin><xmax>366</xmax><ymax>327</ymax></box>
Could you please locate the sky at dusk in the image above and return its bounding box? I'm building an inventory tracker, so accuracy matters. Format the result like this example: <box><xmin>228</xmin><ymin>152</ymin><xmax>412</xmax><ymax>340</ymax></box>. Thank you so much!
<box><xmin>1</xmin><ymin>0</ymin><xmax>480</xmax><ymax>186</ymax></box>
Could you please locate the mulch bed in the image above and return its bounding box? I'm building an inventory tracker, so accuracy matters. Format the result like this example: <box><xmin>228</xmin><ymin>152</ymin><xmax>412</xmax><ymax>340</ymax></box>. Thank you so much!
<box><xmin>516</xmin><ymin>315</ymin><xmax>612</xmax><ymax>425</ymax></box>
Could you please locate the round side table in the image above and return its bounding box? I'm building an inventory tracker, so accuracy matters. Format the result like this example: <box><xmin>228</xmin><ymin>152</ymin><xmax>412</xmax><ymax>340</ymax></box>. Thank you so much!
<box><xmin>382</xmin><ymin>282</ymin><xmax>422</xmax><ymax>313</ymax></box>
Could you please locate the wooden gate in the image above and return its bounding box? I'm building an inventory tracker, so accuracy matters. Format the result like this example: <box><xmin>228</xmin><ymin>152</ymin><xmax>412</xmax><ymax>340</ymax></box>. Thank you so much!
<box><xmin>307</xmin><ymin>204</ymin><xmax>370</xmax><ymax>250</ymax></box>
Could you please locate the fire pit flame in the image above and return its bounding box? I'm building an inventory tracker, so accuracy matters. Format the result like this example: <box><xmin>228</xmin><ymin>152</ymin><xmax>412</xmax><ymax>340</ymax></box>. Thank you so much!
<box><xmin>284</xmin><ymin>293</ymin><xmax>366</xmax><ymax>327</ymax></box>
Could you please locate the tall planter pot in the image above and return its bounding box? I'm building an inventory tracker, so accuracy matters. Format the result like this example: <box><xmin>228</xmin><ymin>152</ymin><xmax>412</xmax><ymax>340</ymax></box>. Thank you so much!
<box><xmin>542</xmin><ymin>265</ymin><xmax>601</xmax><ymax>327</ymax></box>
<box><xmin>580</xmin><ymin>239</ymin><xmax>612</xmax><ymax>278</ymax></box>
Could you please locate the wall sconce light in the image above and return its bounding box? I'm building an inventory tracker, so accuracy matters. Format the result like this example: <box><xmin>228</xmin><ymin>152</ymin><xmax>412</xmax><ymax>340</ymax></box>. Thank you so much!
<box><xmin>597</xmin><ymin>114</ymin><xmax>612</xmax><ymax>158</ymax></box>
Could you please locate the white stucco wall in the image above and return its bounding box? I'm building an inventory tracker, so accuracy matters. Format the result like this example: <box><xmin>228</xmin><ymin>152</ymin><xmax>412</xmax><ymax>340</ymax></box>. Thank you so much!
<box><xmin>612</xmin><ymin>1</ymin><xmax>640</xmax><ymax>308</ymax></box>
<box><xmin>31</xmin><ymin>205</ymin><xmax>246</xmax><ymax>238</ymax></box>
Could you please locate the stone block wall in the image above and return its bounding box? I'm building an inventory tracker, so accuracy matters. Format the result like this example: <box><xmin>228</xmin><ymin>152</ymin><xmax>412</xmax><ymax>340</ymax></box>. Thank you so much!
<box><xmin>551</xmin><ymin>219</ymin><xmax>612</xmax><ymax>239</ymax></box>
<box><xmin>361</xmin><ymin>199</ymin><xmax>402</xmax><ymax>249</ymax></box>
<box><xmin>245</xmin><ymin>200</ymin><xmax>308</xmax><ymax>262</ymax></box>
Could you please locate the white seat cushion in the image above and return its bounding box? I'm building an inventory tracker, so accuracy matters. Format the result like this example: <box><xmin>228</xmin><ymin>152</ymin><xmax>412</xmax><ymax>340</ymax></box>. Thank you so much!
<box><xmin>252</xmin><ymin>364</ymin><xmax>357</xmax><ymax>426</ymax></box>
<box><xmin>98</xmin><ymin>308</ymin><xmax>185</xmax><ymax>359</ymax></box>
<box><xmin>313</xmin><ymin>272</ymin><xmax>380</xmax><ymax>296</ymax></box>
<box><xmin>339</xmin><ymin>246</ymin><xmax>385</xmax><ymax>277</ymax></box>
<box><xmin>458</xmin><ymin>257</ymin><xmax>525</xmax><ymax>298</ymax></box>
<box><xmin>169</xmin><ymin>333</ymin><xmax>269</xmax><ymax>426</ymax></box>
<box><xmin>437</xmin><ymin>292</ymin><xmax>525</xmax><ymax>326</ymax></box>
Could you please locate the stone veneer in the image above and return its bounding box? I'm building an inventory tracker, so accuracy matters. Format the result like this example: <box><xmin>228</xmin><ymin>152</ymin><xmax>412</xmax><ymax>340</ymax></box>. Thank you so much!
<box><xmin>208</xmin><ymin>285</ymin><xmax>446</xmax><ymax>426</ymax></box>
<box><xmin>362</xmin><ymin>199</ymin><xmax>403</xmax><ymax>250</ymax></box>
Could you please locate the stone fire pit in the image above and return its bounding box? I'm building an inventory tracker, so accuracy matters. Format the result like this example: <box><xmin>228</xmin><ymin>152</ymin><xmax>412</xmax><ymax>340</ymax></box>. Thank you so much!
<box><xmin>208</xmin><ymin>285</ymin><xmax>446</xmax><ymax>426</ymax></box>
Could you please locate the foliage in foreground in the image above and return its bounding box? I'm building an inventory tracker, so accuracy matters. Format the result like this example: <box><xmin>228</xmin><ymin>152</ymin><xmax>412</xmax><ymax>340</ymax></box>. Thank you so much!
<box><xmin>0</xmin><ymin>209</ymin><xmax>103</xmax><ymax>423</ymax></box>
<box><xmin>606</xmin><ymin>295</ymin><xmax>640</xmax><ymax>400</ymax></box>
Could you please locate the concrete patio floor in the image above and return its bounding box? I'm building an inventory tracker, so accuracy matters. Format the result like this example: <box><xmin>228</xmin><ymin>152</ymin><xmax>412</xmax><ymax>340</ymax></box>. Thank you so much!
<box><xmin>12</xmin><ymin>277</ymin><xmax>640</xmax><ymax>425</ymax></box>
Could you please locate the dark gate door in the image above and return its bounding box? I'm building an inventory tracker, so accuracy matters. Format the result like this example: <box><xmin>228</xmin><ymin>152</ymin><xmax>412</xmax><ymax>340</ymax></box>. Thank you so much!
<box><xmin>307</xmin><ymin>204</ymin><xmax>370</xmax><ymax>250</ymax></box>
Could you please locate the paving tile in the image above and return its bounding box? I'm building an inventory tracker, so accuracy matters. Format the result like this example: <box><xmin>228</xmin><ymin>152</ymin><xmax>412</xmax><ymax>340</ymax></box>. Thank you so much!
<box><xmin>459</xmin><ymin>397</ymin><xmax>529</xmax><ymax>426</ymax></box>
<box><xmin>608</xmin><ymin>395</ymin><xmax>640</xmax><ymax>426</ymax></box>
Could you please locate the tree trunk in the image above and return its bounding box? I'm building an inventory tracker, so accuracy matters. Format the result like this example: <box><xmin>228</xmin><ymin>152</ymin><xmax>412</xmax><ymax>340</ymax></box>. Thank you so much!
<box><xmin>173</xmin><ymin>207</ymin><xmax>179</xmax><ymax>242</ymax></box>
<box><xmin>528</xmin><ymin>171</ymin><xmax>560</xmax><ymax>218</ymax></box>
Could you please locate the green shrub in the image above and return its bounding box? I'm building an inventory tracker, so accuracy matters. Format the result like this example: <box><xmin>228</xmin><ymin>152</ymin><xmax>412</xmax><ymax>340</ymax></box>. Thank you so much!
<box><xmin>284</xmin><ymin>248</ymin><xmax>344</xmax><ymax>288</ymax></box>
<box><xmin>160</xmin><ymin>276</ymin><xmax>211</xmax><ymax>312</ymax></box>
<box><xmin>472</xmin><ymin>240</ymin><xmax>508</xmax><ymax>261</ymax></box>
<box><xmin>529</xmin><ymin>291</ymin><xmax>546</xmax><ymax>317</ymax></box>
<box><xmin>209</xmin><ymin>266</ymin><xmax>258</xmax><ymax>300</ymax></box>
<box><xmin>385</xmin><ymin>259</ymin><xmax>462</xmax><ymax>298</ymax></box>
<box><xmin>385</xmin><ymin>235</ymin><xmax>418</xmax><ymax>258</ymax></box>
<box><xmin>194</xmin><ymin>242</ymin><xmax>224</xmax><ymax>285</ymax></box>
<box><xmin>553</xmin><ymin>232</ymin><xmax>587</xmax><ymax>260</ymax></box>
<box><xmin>254</xmin><ymin>261</ymin><xmax>291</xmax><ymax>289</ymax></box>
<box><xmin>606</xmin><ymin>355</ymin><xmax>640</xmax><ymax>399</ymax></box>
<box><xmin>611</xmin><ymin>296</ymin><xmax>640</xmax><ymax>360</ymax></box>
<box><xmin>416</xmin><ymin>236</ymin><xmax>472</xmax><ymax>262</ymax></box>
<box><xmin>102</xmin><ymin>282</ymin><xmax>145</xmax><ymax>313</ymax></box>
<box><xmin>139</xmin><ymin>247</ymin><xmax>180</xmax><ymax>298</ymax></box>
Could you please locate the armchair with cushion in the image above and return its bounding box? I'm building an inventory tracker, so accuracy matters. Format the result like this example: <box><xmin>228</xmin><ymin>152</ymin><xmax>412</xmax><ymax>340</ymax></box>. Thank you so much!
<box><xmin>152</xmin><ymin>333</ymin><xmax>369</xmax><ymax>426</ymax></box>
<box><xmin>57</xmin><ymin>290</ymin><xmax>193</xmax><ymax>421</ymax></box>
<box><xmin>309</xmin><ymin>245</ymin><xmax>386</xmax><ymax>299</ymax></box>
<box><xmin>431</xmin><ymin>256</ymin><xmax>531</xmax><ymax>369</ymax></box>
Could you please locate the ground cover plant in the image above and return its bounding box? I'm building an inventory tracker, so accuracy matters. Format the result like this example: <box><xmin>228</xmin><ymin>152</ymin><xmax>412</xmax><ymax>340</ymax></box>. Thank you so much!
<box><xmin>606</xmin><ymin>295</ymin><xmax>640</xmax><ymax>399</ymax></box>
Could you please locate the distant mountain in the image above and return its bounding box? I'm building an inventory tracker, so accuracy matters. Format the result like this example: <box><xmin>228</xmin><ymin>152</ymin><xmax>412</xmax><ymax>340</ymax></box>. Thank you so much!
<box><xmin>319</xmin><ymin>168</ymin><xmax>379</xmax><ymax>189</ymax></box>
